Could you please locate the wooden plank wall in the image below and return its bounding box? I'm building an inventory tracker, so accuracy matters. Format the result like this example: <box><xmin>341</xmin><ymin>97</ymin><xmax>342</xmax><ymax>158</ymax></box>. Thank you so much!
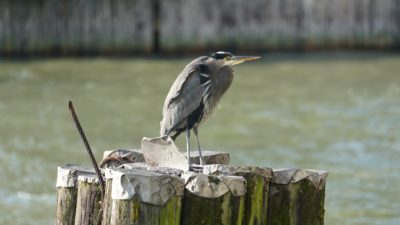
<box><xmin>0</xmin><ymin>0</ymin><xmax>399</xmax><ymax>56</ymax></box>
<box><xmin>0</xmin><ymin>0</ymin><xmax>153</xmax><ymax>56</ymax></box>
<box><xmin>160</xmin><ymin>0</ymin><xmax>400</xmax><ymax>52</ymax></box>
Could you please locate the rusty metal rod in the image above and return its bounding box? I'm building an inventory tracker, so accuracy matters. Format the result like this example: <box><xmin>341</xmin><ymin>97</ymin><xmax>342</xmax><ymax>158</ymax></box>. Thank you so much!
<box><xmin>68</xmin><ymin>100</ymin><xmax>105</xmax><ymax>194</ymax></box>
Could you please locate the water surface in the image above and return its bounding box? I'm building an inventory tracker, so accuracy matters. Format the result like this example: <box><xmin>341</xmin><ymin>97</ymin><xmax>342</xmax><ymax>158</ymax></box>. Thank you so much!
<box><xmin>0</xmin><ymin>53</ymin><xmax>399</xmax><ymax>225</ymax></box>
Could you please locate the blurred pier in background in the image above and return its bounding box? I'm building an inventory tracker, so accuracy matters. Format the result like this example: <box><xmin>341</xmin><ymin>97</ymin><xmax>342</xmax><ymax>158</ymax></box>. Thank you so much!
<box><xmin>1</xmin><ymin>0</ymin><xmax>400</xmax><ymax>56</ymax></box>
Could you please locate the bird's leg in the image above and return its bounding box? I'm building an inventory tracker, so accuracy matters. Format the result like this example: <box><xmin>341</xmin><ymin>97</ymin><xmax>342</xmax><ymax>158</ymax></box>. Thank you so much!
<box><xmin>185</xmin><ymin>126</ymin><xmax>191</xmax><ymax>167</ymax></box>
<box><xmin>193</xmin><ymin>127</ymin><xmax>205</xmax><ymax>166</ymax></box>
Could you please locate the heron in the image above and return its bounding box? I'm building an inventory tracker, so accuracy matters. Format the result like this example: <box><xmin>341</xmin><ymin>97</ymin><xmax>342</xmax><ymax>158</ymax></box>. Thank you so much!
<box><xmin>160</xmin><ymin>51</ymin><xmax>260</xmax><ymax>168</ymax></box>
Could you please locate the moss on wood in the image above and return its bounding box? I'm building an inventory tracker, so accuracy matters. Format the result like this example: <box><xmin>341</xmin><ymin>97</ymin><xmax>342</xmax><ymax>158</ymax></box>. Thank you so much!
<box><xmin>292</xmin><ymin>179</ymin><xmax>325</xmax><ymax>225</ymax></box>
<box><xmin>181</xmin><ymin>190</ymin><xmax>245</xmax><ymax>225</ymax></box>
<box><xmin>109</xmin><ymin>195</ymin><xmax>181</xmax><ymax>225</ymax></box>
<box><xmin>135</xmin><ymin>195</ymin><xmax>182</xmax><ymax>225</ymax></box>
<box><xmin>159</xmin><ymin>195</ymin><xmax>182</xmax><ymax>225</ymax></box>
<box><xmin>230</xmin><ymin>167</ymin><xmax>272</xmax><ymax>225</ymax></box>
<box><xmin>230</xmin><ymin>195</ymin><xmax>245</xmax><ymax>225</ymax></box>
<box><xmin>268</xmin><ymin>177</ymin><xmax>326</xmax><ymax>225</ymax></box>
<box><xmin>267</xmin><ymin>183</ymin><xmax>292</xmax><ymax>225</ymax></box>
<box><xmin>111</xmin><ymin>199</ymin><xmax>132</xmax><ymax>225</ymax></box>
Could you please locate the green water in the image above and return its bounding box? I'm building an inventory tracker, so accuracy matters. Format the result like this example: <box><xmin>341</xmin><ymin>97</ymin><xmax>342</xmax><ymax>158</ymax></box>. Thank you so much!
<box><xmin>0</xmin><ymin>53</ymin><xmax>399</xmax><ymax>225</ymax></box>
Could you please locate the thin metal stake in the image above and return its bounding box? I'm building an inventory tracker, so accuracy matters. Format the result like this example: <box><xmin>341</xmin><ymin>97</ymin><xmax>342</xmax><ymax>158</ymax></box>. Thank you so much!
<box><xmin>68</xmin><ymin>100</ymin><xmax>105</xmax><ymax>194</ymax></box>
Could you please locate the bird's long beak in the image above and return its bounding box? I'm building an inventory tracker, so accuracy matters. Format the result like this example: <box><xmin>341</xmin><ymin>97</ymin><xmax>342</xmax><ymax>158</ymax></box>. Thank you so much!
<box><xmin>228</xmin><ymin>55</ymin><xmax>261</xmax><ymax>65</ymax></box>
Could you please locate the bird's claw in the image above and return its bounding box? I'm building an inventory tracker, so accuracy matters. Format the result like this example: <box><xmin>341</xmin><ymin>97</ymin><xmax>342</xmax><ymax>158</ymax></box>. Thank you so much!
<box><xmin>189</xmin><ymin>164</ymin><xmax>204</xmax><ymax>172</ymax></box>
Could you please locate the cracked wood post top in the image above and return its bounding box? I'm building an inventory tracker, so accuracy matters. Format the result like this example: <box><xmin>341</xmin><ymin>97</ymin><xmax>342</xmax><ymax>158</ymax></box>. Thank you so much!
<box><xmin>272</xmin><ymin>168</ymin><xmax>329</xmax><ymax>190</ymax></box>
<box><xmin>105</xmin><ymin>167</ymin><xmax>184</xmax><ymax>206</ymax></box>
<box><xmin>56</xmin><ymin>164</ymin><xmax>95</xmax><ymax>188</ymax></box>
<box><xmin>182</xmin><ymin>172</ymin><xmax>247</xmax><ymax>198</ymax></box>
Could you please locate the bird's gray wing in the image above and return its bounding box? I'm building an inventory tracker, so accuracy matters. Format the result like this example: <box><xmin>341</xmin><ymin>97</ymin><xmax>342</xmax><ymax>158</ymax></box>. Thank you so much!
<box><xmin>160</xmin><ymin>67</ymin><xmax>205</xmax><ymax>136</ymax></box>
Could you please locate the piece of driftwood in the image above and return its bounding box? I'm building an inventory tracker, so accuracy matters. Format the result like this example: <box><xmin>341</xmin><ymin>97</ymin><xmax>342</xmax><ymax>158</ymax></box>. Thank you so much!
<box><xmin>100</xmin><ymin>149</ymin><xmax>145</xmax><ymax>168</ymax></box>
<box><xmin>180</xmin><ymin>173</ymin><xmax>247</xmax><ymax>225</ymax></box>
<box><xmin>141</xmin><ymin>136</ymin><xmax>188</xmax><ymax>170</ymax></box>
<box><xmin>56</xmin><ymin>164</ymin><xmax>96</xmax><ymax>225</ymax></box>
<box><xmin>267</xmin><ymin>168</ymin><xmax>328</xmax><ymax>225</ymax></box>
<box><xmin>137</xmin><ymin>137</ymin><xmax>230</xmax><ymax>171</ymax></box>
<box><xmin>204</xmin><ymin>165</ymin><xmax>273</xmax><ymax>225</ymax></box>
<box><xmin>103</xmin><ymin>167</ymin><xmax>184</xmax><ymax>225</ymax></box>
<box><xmin>75</xmin><ymin>174</ymin><xmax>103</xmax><ymax>225</ymax></box>
<box><xmin>186</xmin><ymin>150</ymin><xmax>230</xmax><ymax>165</ymax></box>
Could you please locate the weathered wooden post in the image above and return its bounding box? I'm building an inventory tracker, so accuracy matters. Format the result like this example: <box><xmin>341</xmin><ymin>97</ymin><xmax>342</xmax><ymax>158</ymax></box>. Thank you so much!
<box><xmin>101</xmin><ymin>173</ymin><xmax>113</xmax><ymax>225</ymax></box>
<box><xmin>204</xmin><ymin>165</ymin><xmax>273</xmax><ymax>225</ymax></box>
<box><xmin>180</xmin><ymin>172</ymin><xmax>247</xmax><ymax>225</ymax></box>
<box><xmin>56</xmin><ymin>164</ymin><xmax>95</xmax><ymax>225</ymax></box>
<box><xmin>235</xmin><ymin>167</ymin><xmax>272</xmax><ymax>225</ymax></box>
<box><xmin>99</xmin><ymin>149</ymin><xmax>147</xmax><ymax>225</ymax></box>
<box><xmin>56</xmin><ymin>150</ymin><xmax>328</xmax><ymax>225</ymax></box>
<box><xmin>267</xmin><ymin>168</ymin><xmax>328</xmax><ymax>225</ymax></box>
<box><xmin>103</xmin><ymin>167</ymin><xmax>184</xmax><ymax>225</ymax></box>
<box><xmin>75</xmin><ymin>174</ymin><xmax>103</xmax><ymax>225</ymax></box>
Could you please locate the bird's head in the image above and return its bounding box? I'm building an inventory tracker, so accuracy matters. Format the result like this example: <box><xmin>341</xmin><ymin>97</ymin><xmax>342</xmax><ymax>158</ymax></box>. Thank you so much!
<box><xmin>210</xmin><ymin>51</ymin><xmax>260</xmax><ymax>66</ymax></box>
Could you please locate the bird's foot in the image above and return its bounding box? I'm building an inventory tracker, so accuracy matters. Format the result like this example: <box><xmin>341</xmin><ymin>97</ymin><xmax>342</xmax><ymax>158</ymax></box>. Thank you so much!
<box><xmin>199</xmin><ymin>157</ymin><xmax>205</xmax><ymax>166</ymax></box>
<box><xmin>189</xmin><ymin>164</ymin><xmax>204</xmax><ymax>172</ymax></box>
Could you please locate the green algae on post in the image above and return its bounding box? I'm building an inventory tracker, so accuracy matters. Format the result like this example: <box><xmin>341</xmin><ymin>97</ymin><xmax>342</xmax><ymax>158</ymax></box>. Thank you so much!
<box><xmin>268</xmin><ymin>169</ymin><xmax>328</xmax><ymax>225</ymax></box>
<box><xmin>180</xmin><ymin>173</ymin><xmax>247</xmax><ymax>225</ymax></box>
<box><xmin>104</xmin><ymin>167</ymin><xmax>184</xmax><ymax>225</ymax></box>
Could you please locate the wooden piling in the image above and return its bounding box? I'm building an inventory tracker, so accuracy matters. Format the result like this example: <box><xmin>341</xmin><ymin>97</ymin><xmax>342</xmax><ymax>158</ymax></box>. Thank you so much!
<box><xmin>56</xmin><ymin>164</ymin><xmax>95</xmax><ymax>225</ymax></box>
<box><xmin>101</xmin><ymin>177</ymin><xmax>113</xmax><ymax>225</ymax></box>
<box><xmin>56</xmin><ymin>152</ymin><xmax>328</xmax><ymax>225</ymax></box>
<box><xmin>100</xmin><ymin>148</ymin><xmax>230</xmax><ymax>168</ymax></box>
<box><xmin>56</xmin><ymin>186</ymin><xmax>77</xmax><ymax>225</ymax></box>
<box><xmin>236</xmin><ymin>167</ymin><xmax>272</xmax><ymax>225</ymax></box>
<box><xmin>267</xmin><ymin>168</ymin><xmax>328</xmax><ymax>225</ymax></box>
<box><xmin>75</xmin><ymin>174</ymin><xmax>103</xmax><ymax>225</ymax></box>
<box><xmin>103</xmin><ymin>167</ymin><xmax>184</xmax><ymax>225</ymax></box>
<box><xmin>204</xmin><ymin>165</ymin><xmax>273</xmax><ymax>225</ymax></box>
<box><xmin>180</xmin><ymin>173</ymin><xmax>247</xmax><ymax>225</ymax></box>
